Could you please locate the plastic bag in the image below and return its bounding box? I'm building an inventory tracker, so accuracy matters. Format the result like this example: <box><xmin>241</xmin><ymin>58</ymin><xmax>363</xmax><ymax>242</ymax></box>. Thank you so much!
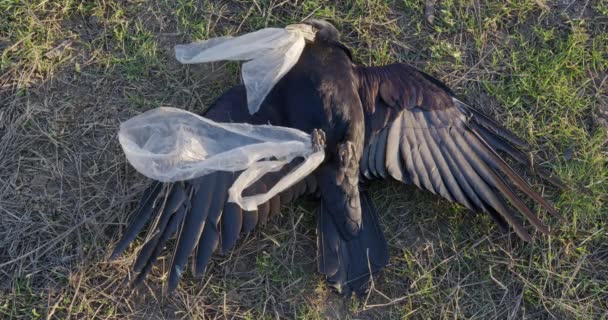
<box><xmin>118</xmin><ymin>107</ymin><xmax>324</xmax><ymax>211</ymax></box>
<box><xmin>174</xmin><ymin>25</ymin><xmax>316</xmax><ymax>115</ymax></box>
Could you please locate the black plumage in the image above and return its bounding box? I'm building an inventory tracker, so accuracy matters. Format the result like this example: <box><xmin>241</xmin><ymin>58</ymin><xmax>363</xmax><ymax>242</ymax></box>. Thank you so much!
<box><xmin>112</xmin><ymin>20</ymin><xmax>563</xmax><ymax>295</ymax></box>
<box><xmin>356</xmin><ymin>63</ymin><xmax>563</xmax><ymax>242</ymax></box>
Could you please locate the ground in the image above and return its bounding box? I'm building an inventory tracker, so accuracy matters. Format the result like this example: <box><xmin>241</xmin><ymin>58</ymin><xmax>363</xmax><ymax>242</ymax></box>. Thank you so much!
<box><xmin>1</xmin><ymin>0</ymin><xmax>607</xmax><ymax>319</ymax></box>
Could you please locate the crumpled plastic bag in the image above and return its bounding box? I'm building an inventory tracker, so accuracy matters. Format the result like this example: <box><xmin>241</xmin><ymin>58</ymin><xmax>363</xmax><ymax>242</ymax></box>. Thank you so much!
<box><xmin>174</xmin><ymin>25</ymin><xmax>315</xmax><ymax>115</ymax></box>
<box><xmin>118</xmin><ymin>107</ymin><xmax>324</xmax><ymax>211</ymax></box>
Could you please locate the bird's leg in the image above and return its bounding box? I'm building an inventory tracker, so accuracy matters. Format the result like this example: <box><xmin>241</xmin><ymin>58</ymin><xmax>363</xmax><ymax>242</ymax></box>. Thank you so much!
<box><xmin>336</xmin><ymin>140</ymin><xmax>362</xmax><ymax>228</ymax></box>
<box><xmin>338</xmin><ymin>141</ymin><xmax>357</xmax><ymax>174</ymax></box>
<box><xmin>311</xmin><ymin>128</ymin><xmax>326</xmax><ymax>153</ymax></box>
<box><xmin>336</xmin><ymin>141</ymin><xmax>358</xmax><ymax>186</ymax></box>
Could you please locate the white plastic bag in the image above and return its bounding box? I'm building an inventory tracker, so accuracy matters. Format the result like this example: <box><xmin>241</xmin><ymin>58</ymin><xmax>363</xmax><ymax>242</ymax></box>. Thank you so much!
<box><xmin>174</xmin><ymin>25</ymin><xmax>315</xmax><ymax>115</ymax></box>
<box><xmin>118</xmin><ymin>107</ymin><xmax>324</xmax><ymax>211</ymax></box>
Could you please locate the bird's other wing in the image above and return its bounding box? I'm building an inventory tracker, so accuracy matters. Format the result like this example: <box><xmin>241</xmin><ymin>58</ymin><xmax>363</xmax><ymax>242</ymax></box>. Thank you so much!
<box><xmin>111</xmin><ymin>86</ymin><xmax>318</xmax><ymax>292</ymax></box>
<box><xmin>357</xmin><ymin>63</ymin><xmax>565</xmax><ymax>241</ymax></box>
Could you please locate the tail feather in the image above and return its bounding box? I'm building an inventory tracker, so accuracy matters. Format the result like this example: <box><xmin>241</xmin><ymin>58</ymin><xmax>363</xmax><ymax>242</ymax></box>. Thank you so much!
<box><xmin>317</xmin><ymin>191</ymin><xmax>389</xmax><ymax>295</ymax></box>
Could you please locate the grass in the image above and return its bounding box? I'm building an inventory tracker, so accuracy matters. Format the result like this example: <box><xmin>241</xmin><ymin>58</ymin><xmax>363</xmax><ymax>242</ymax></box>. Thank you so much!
<box><xmin>1</xmin><ymin>0</ymin><xmax>606</xmax><ymax>319</ymax></box>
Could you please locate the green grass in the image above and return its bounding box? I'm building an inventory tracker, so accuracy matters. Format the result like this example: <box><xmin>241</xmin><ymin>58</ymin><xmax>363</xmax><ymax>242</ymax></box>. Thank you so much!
<box><xmin>1</xmin><ymin>0</ymin><xmax>606</xmax><ymax>319</ymax></box>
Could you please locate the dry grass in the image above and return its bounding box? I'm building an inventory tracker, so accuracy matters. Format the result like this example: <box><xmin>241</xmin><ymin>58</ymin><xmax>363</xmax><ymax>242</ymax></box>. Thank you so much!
<box><xmin>1</xmin><ymin>0</ymin><xmax>607</xmax><ymax>319</ymax></box>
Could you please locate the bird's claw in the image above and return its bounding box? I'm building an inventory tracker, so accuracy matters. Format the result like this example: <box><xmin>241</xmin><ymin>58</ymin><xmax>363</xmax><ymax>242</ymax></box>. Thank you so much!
<box><xmin>311</xmin><ymin>128</ymin><xmax>326</xmax><ymax>152</ymax></box>
<box><xmin>338</xmin><ymin>141</ymin><xmax>356</xmax><ymax>169</ymax></box>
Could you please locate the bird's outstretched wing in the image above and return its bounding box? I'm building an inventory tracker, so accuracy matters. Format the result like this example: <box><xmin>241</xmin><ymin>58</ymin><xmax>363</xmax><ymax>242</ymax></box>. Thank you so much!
<box><xmin>111</xmin><ymin>163</ymin><xmax>316</xmax><ymax>291</ymax></box>
<box><xmin>357</xmin><ymin>63</ymin><xmax>564</xmax><ymax>241</ymax></box>
<box><xmin>111</xmin><ymin>86</ymin><xmax>319</xmax><ymax>291</ymax></box>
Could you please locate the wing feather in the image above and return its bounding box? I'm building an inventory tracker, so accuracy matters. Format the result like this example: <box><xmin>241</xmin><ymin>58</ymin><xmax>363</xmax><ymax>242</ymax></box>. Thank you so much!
<box><xmin>367</xmin><ymin>132</ymin><xmax>380</xmax><ymax>178</ymax></box>
<box><xmin>385</xmin><ymin>112</ymin><xmax>409</xmax><ymax>183</ymax></box>
<box><xmin>402</xmin><ymin>110</ymin><xmax>435</xmax><ymax>193</ymax></box>
<box><xmin>374</xmin><ymin>127</ymin><xmax>389</xmax><ymax>178</ymax></box>
<box><xmin>357</xmin><ymin>63</ymin><xmax>563</xmax><ymax>240</ymax></box>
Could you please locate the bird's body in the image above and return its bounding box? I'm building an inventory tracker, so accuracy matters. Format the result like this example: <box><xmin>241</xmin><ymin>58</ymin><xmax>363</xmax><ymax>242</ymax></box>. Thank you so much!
<box><xmin>112</xmin><ymin>20</ymin><xmax>563</xmax><ymax>295</ymax></box>
<box><xmin>282</xmin><ymin>38</ymin><xmax>366</xmax><ymax>238</ymax></box>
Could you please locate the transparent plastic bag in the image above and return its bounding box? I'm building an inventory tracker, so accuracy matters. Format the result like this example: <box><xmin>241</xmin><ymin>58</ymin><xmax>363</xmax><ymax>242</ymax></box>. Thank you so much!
<box><xmin>118</xmin><ymin>107</ymin><xmax>324</xmax><ymax>211</ymax></box>
<box><xmin>174</xmin><ymin>25</ymin><xmax>315</xmax><ymax>115</ymax></box>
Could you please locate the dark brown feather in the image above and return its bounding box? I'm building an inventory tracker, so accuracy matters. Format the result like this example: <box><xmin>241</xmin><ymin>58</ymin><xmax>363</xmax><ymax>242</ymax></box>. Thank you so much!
<box><xmin>357</xmin><ymin>63</ymin><xmax>562</xmax><ymax>241</ymax></box>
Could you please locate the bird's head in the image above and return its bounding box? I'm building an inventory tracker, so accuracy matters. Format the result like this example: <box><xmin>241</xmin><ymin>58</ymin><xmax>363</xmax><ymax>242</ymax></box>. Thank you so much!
<box><xmin>286</xmin><ymin>19</ymin><xmax>352</xmax><ymax>61</ymax></box>
<box><xmin>285</xmin><ymin>19</ymin><xmax>340</xmax><ymax>43</ymax></box>
<box><xmin>303</xmin><ymin>19</ymin><xmax>340</xmax><ymax>42</ymax></box>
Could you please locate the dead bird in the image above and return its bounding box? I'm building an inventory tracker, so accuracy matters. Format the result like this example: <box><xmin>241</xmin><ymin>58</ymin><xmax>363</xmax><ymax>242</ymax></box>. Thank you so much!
<box><xmin>111</xmin><ymin>19</ymin><xmax>564</xmax><ymax>296</ymax></box>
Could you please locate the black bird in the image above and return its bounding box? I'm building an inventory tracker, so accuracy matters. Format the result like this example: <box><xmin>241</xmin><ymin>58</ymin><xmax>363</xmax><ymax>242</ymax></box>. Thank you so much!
<box><xmin>111</xmin><ymin>20</ymin><xmax>563</xmax><ymax>295</ymax></box>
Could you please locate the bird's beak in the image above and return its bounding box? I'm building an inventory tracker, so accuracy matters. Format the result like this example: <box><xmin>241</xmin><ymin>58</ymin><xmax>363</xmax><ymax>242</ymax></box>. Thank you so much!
<box><xmin>285</xmin><ymin>23</ymin><xmax>316</xmax><ymax>41</ymax></box>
